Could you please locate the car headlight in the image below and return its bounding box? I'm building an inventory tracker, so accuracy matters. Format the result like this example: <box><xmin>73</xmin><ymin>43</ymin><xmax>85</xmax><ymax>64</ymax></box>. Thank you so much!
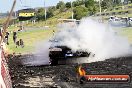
<box><xmin>65</xmin><ymin>53</ymin><xmax>73</xmax><ymax>57</ymax></box>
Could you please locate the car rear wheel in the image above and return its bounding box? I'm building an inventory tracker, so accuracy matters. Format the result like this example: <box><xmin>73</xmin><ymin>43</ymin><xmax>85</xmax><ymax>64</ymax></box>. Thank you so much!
<box><xmin>50</xmin><ymin>58</ymin><xmax>58</xmax><ymax>66</ymax></box>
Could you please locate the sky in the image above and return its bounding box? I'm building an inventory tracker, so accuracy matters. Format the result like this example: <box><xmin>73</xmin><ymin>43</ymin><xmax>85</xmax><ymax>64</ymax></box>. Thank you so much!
<box><xmin>0</xmin><ymin>0</ymin><xmax>75</xmax><ymax>13</ymax></box>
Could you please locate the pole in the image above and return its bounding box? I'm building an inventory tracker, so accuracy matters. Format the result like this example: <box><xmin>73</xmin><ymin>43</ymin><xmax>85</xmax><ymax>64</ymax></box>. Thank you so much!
<box><xmin>71</xmin><ymin>1</ymin><xmax>74</xmax><ymax>19</ymax></box>
<box><xmin>44</xmin><ymin>0</ymin><xmax>47</xmax><ymax>25</ymax></box>
<box><xmin>2</xmin><ymin>0</ymin><xmax>16</xmax><ymax>41</ymax></box>
<box><xmin>99</xmin><ymin>0</ymin><xmax>102</xmax><ymax>16</ymax></box>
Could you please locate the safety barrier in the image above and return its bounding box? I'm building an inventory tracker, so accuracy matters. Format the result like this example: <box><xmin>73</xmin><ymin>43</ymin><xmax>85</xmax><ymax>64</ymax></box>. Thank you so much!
<box><xmin>0</xmin><ymin>48</ymin><xmax>12</xmax><ymax>88</ymax></box>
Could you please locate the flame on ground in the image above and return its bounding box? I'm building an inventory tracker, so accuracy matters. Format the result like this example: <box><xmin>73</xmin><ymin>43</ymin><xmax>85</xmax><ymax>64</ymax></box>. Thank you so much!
<box><xmin>78</xmin><ymin>65</ymin><xmax>86</xmax><ymax>76</ymax></box>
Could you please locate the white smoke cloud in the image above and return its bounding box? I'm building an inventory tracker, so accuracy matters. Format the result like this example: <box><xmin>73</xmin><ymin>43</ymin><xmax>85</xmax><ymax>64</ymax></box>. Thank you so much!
<box><xmin>23</xmin><ymin>40</ymin><xmax>51</xmax><ymax>66</ymax></box>
<box><xmin>24</xmin><ymin>17</ymin><xmax>132</xmax><ymax>65</ymax></box>
<box><xmin>54</xmin><ymin>17</ymin><xmax>132</xmax><ymax>62</ymax></box>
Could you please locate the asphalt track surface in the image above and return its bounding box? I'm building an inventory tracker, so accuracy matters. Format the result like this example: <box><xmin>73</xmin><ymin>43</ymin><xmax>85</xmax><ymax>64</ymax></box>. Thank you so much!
<box><xmin>7</xmin><ymin>54</ymin><xmax>132</xmax><ymax>88</ymax></box>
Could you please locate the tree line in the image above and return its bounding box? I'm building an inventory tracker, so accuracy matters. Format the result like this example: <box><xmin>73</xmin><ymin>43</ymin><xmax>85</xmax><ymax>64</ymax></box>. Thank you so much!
<box><xmin>36</xmin><ymin>0</ymin><xmax>132</xmax><ymax>20</ymax></box>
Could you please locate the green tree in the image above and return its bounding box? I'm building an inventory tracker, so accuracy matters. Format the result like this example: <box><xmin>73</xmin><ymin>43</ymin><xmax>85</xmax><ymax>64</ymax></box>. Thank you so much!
<box><xmin>101</xmin><ymin>0</ymin><xmax>107</xmax><ymax>10</ymax></box>
<box><xmin>47</xmin><ymin>7</ymin><xmax>54</xmax><ymax>18</ymax></box>
<box><xmin>66</xmin><ymin>2</ymin><xmax>71</xmax><ymax>8</ymax></box>
<box><xmin>73</xmin><ymin>1</ymin><xmax>79</xmax><ymax>7</ymax></box>
<box><xmin>56</xmin><ymin>1</ymin><xmax>66</xmax><ymax>12</ymax></box>
<box><xmin>100</xmin><ymin>0</ymin><xmax>114</xmax><ymax>10</ymax></box>
<box><xmin>73</xmin><ymin>6</ymin><xmax>88</xmax><ymax>20</ymax></box>
<box><xmin>129</xmin><ymin>0</ymin><xmax>132</xmax><ymax>3</ymax></box>
<box><xmin>84</xmin><ymin>0</ymin><xmax>97</xmax><ymax>15</ymax></box>
<box><xmin>85</xmin><ymin>0</ymin><xmax>95</xmax><ymax>8</ymax></box>
<box><xmin>36</xmin><ymin>8</ymin><xmax>45</xmax><ymax>21</ymax></box>
<box><xmin>88</xmin><ymin>5</ymin><xmax>97</xmax><ymax>15</ymax></box>
<box><xmin>56</xmin><ymin>1</ymin><xmax>65</xmax><ymax>9</ymax></box>
<box><xmin>50</xmin><ymin>6</ymin><xmax>56</xmax><ymax>11</ymax></box>
<box><xmin>73</xmin><ymin>0</ymin><xmax>84</xmax><ymax>7</ymax></box>
<box><xmin>36</xmin><ymin>7</ymin><xmax>54</xmax><ymax>21</ymax></box>
<box><xmin>76</xmin><ymin>0</ymin><xmax>84</xmax><ymax>5</ymax></box>
<box><xmin>60</xmin><ymin>4</ymin><xmax>66</xmax><ymax>12</ymax></box>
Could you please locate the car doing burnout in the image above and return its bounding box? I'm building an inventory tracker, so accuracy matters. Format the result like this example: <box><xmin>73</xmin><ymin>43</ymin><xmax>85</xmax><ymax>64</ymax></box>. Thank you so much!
<box><xmin>49</xmin><ymin>19</ymin><xmax>94</xmax><ymax>65</ymax></box>
<box><xmin>49</xmin><ymin>39</ymin><xmax>91</xmax><ymax>65</ymax></box>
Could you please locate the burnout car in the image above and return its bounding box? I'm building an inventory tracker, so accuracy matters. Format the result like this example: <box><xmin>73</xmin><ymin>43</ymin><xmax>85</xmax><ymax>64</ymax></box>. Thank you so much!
<box><xmin>49</xmin><ymin>39</ymin><xmax>91</xmax><ymax>65</ymax></box>
<box><xmin>49</xmin><ymin>19</ymin><xmax>95</xmax><ymax>65</ymax></box>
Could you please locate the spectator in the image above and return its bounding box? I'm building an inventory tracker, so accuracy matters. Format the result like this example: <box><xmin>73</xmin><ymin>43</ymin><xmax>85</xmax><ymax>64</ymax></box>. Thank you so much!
<box><xmin>5</xmin><ymin>32</ymin><xmax>10</xmax><ymax>45</ymax></box>
<box><xmin>19</xmin><ymin>39</ymin><xmax>24</xmax><ymax>48</ymax></box>
<box><xmin>13</xmin><ymin>31</ymin><xmax>17</xmax><ymax>43</ymax></box>
<box><xmin>0</xmin><ymin>28</ymin><xmax>3</xmax><ymax>44</ymax></box>
<box><xmin>16</xmin><ymin>39</ymin><xmax>24</xmax><ymax>48</ymax></box>
<box><xmin>18</xmin><ymin>26</ymin><xmax>24</xmax><ymax>32</ymax></box>
<box><xmin>15</xmin><ymin>40</ymin><xmax>19</xmax><ymax>48</ymax></box>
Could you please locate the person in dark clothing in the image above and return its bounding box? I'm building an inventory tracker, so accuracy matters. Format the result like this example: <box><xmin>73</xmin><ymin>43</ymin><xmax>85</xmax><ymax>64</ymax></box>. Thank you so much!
<box><xmin>0</xmin><ymin>28</ymin><xmax>3</xmax><ymax>44</ymax></box>
<box><xmin>16</xmin><ymin>39</ymin><xmax>24</xmax><ymax>48</ymax></box>
<box><xmin>5</xmin><ymin>32</ymin><xmax>10</xmax><ymax>45</ymax></box>
<box><xmin>15</xmin><ymin>40</ymin><xmax>19</xmax><ymax>48</ymax></box>
<box><xmin>0</xmin><ymin>28</ymin><xmax>2</xmax><ymax>36</ymax></box>
<box><xmin>18</xmin><ymin>26</ymin><xmax>24</xmax><ymax>31</ymax></box>
<box><xmin>13</xmin><ymin>31</ymin><xmax>17</xmax><ymax>43</ymax></box>
<box><xmin>19</xmin><ymin>39</ymin><xmax>24</xmax><ymax>48</ymax></box>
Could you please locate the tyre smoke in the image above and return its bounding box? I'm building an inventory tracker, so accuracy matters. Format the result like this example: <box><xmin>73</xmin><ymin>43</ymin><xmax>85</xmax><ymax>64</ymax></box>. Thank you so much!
<box><xmin>54</xmin><ymin>17</ymin><xmax>132</xmax><ymax>62</ymax></box>
<box><xmin>23</xmin><ymin>40</ymin><xmax>51</xmax><ymax>66</ymax></box>
<box><xmin>25</xmin><ymin>17</ymin><xmax>132</xmax><ymax>65</ymax></box>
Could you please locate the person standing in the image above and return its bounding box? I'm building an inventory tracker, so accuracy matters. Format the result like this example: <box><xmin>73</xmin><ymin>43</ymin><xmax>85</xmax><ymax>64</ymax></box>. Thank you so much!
<box><xmin>0</xmin><ymin>28</ymin><xmax>3</xmax><ymax>44</ymax></box>
<box><xmin>13</xmin><ymin>31</ymin><xmax>17</xmax><ymax>43</ymax></box>
<box><xmin>5</xmin><ymin>32</ymin><xmax>10</xmax><ymax>45</ymax></box>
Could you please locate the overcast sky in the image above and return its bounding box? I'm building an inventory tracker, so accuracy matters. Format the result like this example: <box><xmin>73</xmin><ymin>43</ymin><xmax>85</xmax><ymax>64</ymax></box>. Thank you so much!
<box><xmin>0</xmin><ymin>0</ymin><xmax>75</xmax><ymax>13</ymax></box>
